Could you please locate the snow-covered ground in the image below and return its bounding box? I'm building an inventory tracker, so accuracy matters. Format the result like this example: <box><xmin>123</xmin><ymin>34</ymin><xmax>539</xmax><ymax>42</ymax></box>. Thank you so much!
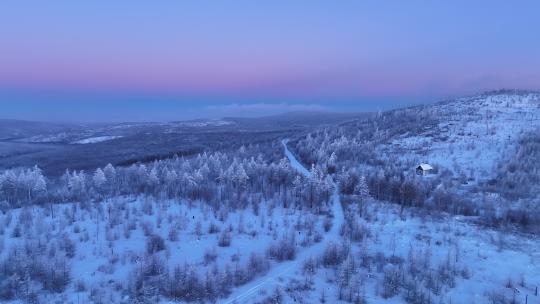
<box><xmin>71</xmin><ymin>135</ymin><xmax>123</xmax><ymax>144</ymax></box>
<box><xmin>0</xmin><ymin>195</ymin><xmax>328</xmax><ymax>303</ymax></box>
<box><xmin>265</xmin><ymin>200</ymin><xmax>540</xmax><ymax>304</ymax></box>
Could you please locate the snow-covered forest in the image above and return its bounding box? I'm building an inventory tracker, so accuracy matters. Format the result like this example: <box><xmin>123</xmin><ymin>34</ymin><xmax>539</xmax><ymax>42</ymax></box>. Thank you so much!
<box><xmin>292</xmin><ymin>91</ymin><xmax>540</xmax><ymax>231</ymax></box>
<box><xmin>0</xmin><ymin>91</ymin><xmax>539</xmax><ymax>303</ymax></box>
<box><xmin>0</xmin><ymin>142</ymin><xmax>335</xmax><ymax>303</ymax></box>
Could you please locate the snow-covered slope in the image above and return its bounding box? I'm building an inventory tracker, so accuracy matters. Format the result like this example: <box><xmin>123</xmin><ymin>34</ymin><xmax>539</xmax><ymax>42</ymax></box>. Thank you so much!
<box><xmin>293</xmin><ymin>90</ymin><xmax>540</xmax><ymax>187</ymax></box>
<box><xmin>386</xmin><ymin>91</ymin><xmax>540</xmax><ymax>180</ymax></box>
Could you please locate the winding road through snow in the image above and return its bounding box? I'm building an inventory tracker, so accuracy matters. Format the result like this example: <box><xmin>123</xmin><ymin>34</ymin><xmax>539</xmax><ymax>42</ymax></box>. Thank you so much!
<box><xmin>219</xmin><ymin>139</ymin><xmax>344</xmax><ymax>304</ymax></box>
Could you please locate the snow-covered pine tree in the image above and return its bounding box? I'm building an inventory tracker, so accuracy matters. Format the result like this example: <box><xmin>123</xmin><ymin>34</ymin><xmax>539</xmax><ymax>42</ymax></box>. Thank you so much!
<box><xmin>92</xmin><ymin>168</ymin><xmax>107</xmax><ymax>197</ymax></box>
<box><xmin>354</xmin><ymin>176</ymin><xmax>370</xmax><ymax>203</ymax></box>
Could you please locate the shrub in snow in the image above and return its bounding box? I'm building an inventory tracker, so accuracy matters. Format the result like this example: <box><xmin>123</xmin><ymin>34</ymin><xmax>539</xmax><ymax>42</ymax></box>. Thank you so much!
<box><xmin>143</xmin><ymin>254</ymin><xmax>166</xmax><ymax>277</ymax></box>
<box><xmin>323</xmin><ymin>216</ymin><xmax>332</xmax><ymax>232</ymax></box>
<box><xmin>217</xmin><ymin>230</ymin><xmax>231</xmax><ymax>247</ymax></box>
<box><xmin>208</xmin><ymin>221</ymin><xmax>220</xmax><ymax>234</ymax></box>
<box><xmin>195</xmin><ymin>221</ymin><xmax>203</xmax><ymax>237</ymax></box>
<box><xmin>142</xmin><ymin>199</ymin><xmax>153</xmax><ymax>215</ymax></box>
<box><xmin>19</xmin><ymin>206</ymin><xmax>33</xmax><ymax>228</ymax></box>
<box><xmin>313</xmin><ymin>231</ymin><xmax>323</xmax><ymax>243</ymax></box>
<box><xmin>123</xmin><ymin>224</ymin><xmax>131</xmax><ymax>239</ymax></box>
<box><xmin>11</xmin><ymin>224</ymin><xmax>21</xmax><ymax>238</ymax></box>
<box><xmin>303</xmin><ymin>256</ymin><xmax>318</xmax><ymax>276</ymax></box>
<box><xmin>146</xmin><ymin>234</ymin><xmax>165</xmax><ymax>254</ymax></box>
<box><xmin>260</xmin><ymin>287</ymin><xmax>284</xmax><ymax>304</ymax></box>
<box><xmin>382</xmin><ymin>266</ymin><xmax>401</xmax><ymax>299</ymax></box>
<box><xmin>403</xmin><ymin>279</ymin><xmax>429</xmax><ymax>304</ymax></box>
<box><xmin>168</xmin><ymin>226</ymin><xmax>179</xmax><ymax>242</ymax></box>
<box><xmin>141</xmin><ymin>221</ymin><xmax>154</xmax><ymax>237</ymax></box>
<box><xmin>486</xmin><ymin>290</ymin><xmax>510</xmax><ymax>304</ymax></box>
<box><xmin>246</xmin><ymin>252</ymin><xmax>270</xmax><ymax>279</ymax></box>
<box><xmin>203</xmin><ymin>247</ymin><xmax>218</xmax><ymax>265</ymax></box>
<box><xmin>266</xmin><ymin>236</ymin><xmax>296</xmax><ymax>261</ymax></box>
<box><xmin>0</xmin><ymin>276</ymin><xmax>17</xmax><ymax>300</ymax></box>
<box><xmin>340</xmin><ymin>220</ymin><xmax>370</xmax><ymax>242</ymax></box>
<box><xmin>62</xmin><ymin>234</ymin><xmax>76</xmax><ymax>258</ymax></box>
<box><xmin>166</xmin><ymin>264</ymin><xmax>204</xmax><ymax>301</ymax></box>
<box><xmin>233</xmin><ymin>264</ymin><xmax>248</xmax><ymax>286</ymax></box>
<box><xmin>322</xmin><ymin>242</ymin><xmax>344</xmax><ymax>267</ymax></box>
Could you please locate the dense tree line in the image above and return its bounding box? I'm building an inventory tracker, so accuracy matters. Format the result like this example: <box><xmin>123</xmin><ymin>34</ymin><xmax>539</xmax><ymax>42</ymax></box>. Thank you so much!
<box><xmin>495</xmin><ymin>131</ymin><xmax>540</xmax><ymax>200</ymax></box>
<box><xmin>0</xmin><ymin>147</ymin><xmax>331</xmax><ymax>214</ymax></box>
<box><xmin>292</xmin><ymin>106</ymin><xmax>439</xmax><ymax>169</ymax></box>
<box><xmin>0</xmin><ymin>166</ymin><xmax>47</xmax><ymax>206</ymax></box>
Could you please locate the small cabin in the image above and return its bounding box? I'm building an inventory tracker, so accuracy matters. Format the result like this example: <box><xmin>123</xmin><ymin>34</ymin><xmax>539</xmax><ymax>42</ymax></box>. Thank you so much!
<box><xmin>416</xmin><ymin>163</ymin><xmax>433</xmax><ymax>175</ymax></box>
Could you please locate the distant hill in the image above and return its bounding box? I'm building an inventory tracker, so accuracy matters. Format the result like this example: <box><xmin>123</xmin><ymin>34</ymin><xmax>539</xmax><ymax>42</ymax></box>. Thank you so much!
<box><xmin>0</xmin><ymin>111</ymin><xmax>370</xmax><ymax>175</ymax></box>
<box><xmin>0</xmin><ymin>119</ymin><xmax>85</xmax><ymax>141</ymax></box>
<box><xmin>225</xmin><ymin>111</ymin><xmax>372</xmax><ymax>130</ymax></box>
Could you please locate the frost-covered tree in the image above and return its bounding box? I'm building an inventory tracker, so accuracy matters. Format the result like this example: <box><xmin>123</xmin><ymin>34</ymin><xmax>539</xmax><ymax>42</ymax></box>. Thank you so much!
<box><xmin>92</xmin><ymin>168</ymin><xmax>107</xmax><ymax>197</ymax></box>
<box><xmin>354</xmin><ymin>176</ymin><xmax>370</xmax><ymax>203</ymax></box>
<box><xmin>327</xmin><ymin>152</ymin><xmax>338</xmax><ymax>174</ymax></box>
<box><xmin>67</xmin><ymin>170</ymin><xmax>87</xmax><ymax>201</ymax></box>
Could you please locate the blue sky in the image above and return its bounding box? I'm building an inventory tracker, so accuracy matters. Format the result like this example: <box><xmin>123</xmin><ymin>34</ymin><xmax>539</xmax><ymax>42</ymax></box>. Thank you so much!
<box><xmin>0</xmin><ymin>1</ymin><xmax>539</xmax><ymax>121</ymax></box>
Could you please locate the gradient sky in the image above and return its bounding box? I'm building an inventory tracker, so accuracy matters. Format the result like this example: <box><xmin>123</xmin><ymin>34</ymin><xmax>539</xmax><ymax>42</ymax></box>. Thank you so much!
<box><xmin>1</xmin><ymin>1</ymin><xmax>539</xmax><ymax>122</ymax></box>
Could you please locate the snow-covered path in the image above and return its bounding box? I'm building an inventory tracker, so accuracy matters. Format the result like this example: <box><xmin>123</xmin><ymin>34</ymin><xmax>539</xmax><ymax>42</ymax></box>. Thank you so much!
<box><xmin>281</xmin><ymin>139</ymin><xmax>310</xmax><ymax>177</ymax></box>
<box><xmin>219</xmin><ymin>139</ymin><xmax>344</xmax><ymax>304</ymax></box>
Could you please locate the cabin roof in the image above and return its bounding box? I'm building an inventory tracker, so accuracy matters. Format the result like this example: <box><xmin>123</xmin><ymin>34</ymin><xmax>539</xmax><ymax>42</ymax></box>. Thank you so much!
<box><xmin>417</xmin><ymin>163</ymin><xmax>433</xmax><ymax>171</ymax></box>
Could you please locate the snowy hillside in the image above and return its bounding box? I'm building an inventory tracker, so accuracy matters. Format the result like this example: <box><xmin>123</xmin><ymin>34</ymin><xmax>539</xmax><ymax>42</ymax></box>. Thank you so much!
<box><xmin>387</xmin><ymin>91</ymin><xmax>540</xmax><ymax>180</ymax></box>
<box><xmin>292</xmin><ymin>91</ymin><xmax>540</xmax><ymax>208</ymax></box>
